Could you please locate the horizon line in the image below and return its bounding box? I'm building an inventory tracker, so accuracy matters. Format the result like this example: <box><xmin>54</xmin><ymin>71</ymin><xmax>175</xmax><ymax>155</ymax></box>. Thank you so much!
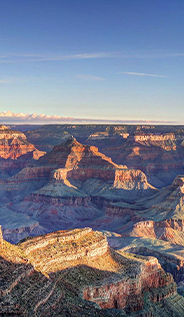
<box><xmin>0</xmin><ymin>111</ymin><xmax>179</xmax><ymax>125</ymax></box>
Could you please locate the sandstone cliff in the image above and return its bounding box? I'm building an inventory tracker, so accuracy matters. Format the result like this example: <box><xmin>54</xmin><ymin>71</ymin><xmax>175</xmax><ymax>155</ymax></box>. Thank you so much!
<box><xmin>0</xmin><ymin>126</ymin><xmax>46</xmax><ymax>181</ymax></box>
<box><xmin>0</xmin><ymin>125</ymin><xmax>45</xmax><ymax>160</ymax></box>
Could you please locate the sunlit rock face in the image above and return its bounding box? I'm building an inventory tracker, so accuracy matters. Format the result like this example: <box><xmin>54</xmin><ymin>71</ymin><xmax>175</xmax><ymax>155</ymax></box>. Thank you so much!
<box><xmin>131</xmin><ymin>133</ymin><xmax>177</xmax><ymax>151</ymax></box>
<box><xmin>37</xmin><ymin>136</ymin><xmax>154</xmax><ymax>193</ymax></box>
<box><xmin>83</xmin><ymin>256</ymin><xmax>175</xmax><ymax>311</ymax></box>
<box><xmin>0</xmin><ymin>125</ymin><xmax>45</xmax><ymax>160</ymax></box>
<box><xmin>25</xmin><ymin>124</ymin><xmax>184</xmax><ymax>188</ymax></box>
<box><xmin>0</xmin><ymin>126</ymin><xmax>46</xmax><ymax>181</ymax></box>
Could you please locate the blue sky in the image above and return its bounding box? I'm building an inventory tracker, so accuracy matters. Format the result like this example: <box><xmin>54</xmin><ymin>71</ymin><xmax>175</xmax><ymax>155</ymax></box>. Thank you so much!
<box><xmin>0</xmin><ymin>0</ymin><xmax>184</xmax><ymax>123</ymax></box>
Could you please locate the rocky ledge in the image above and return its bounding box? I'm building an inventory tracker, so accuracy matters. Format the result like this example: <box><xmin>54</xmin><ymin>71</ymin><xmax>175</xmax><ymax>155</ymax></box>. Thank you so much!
<box><xmin>82</xmin><ymin>253</ymin><xmax>175</xmax><ymax>312</ymax></box>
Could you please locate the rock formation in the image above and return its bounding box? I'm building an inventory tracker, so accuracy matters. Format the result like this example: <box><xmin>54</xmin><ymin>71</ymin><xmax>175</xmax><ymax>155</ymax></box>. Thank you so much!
<box><xmin>0</xmin><ymin>125</ymin><xmax>46</xmax><ymax>180</ymax></box>
<box><xmin>25</xmin><ymin>124</ymin><xmax>184</xmax><ymax>187</ymax></box>
<box><xmin>35</xmin><ymin>136</ymin><xmax>155</xmax><ymax>196</ymax></box>
<box><xmin>2</xmin><ymin>136</ymin><xmax>156</xmax><ymax>239</ymax></box>
<box><xmin>0</xmin><ymin>125</ymin><xmax>45</xmax><ymax>160</ymax></box>
<box><xmin>0</xmin><ymin>227</ymin><xmax>183</xmax><ymax>316</ymax></box>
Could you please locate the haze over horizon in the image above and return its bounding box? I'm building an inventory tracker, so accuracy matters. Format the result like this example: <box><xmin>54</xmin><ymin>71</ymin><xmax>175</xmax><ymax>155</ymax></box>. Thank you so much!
<box><xmin>0</xmin><ymin>110</ymin><xmax>177</xmax><ymax>125</ymax></box>
<box><xmin>1</xmin><ymin>0</ymin><xmax>184</xmax><ymax>123</ymax></box>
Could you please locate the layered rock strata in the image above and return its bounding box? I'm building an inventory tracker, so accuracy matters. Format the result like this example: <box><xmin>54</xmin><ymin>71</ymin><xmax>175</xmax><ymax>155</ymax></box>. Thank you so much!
<box><xmin>1</xmin><ymin>226</ymin><xmax>181</xmax><ymax>316</ymax></box>
<box><xmin>2</xmin><ymin>136</ymin><xmax>156</xmax><ymax>242</ymax></box>
<box><xmin>0</xmin><ymin>125</ymin><xmax>45</xmax><ymax>160</ymax></box>
<box><xmin>83</xmin><ymin>256</ymin><xmax>175</xmax><ymax>311</ymax></box>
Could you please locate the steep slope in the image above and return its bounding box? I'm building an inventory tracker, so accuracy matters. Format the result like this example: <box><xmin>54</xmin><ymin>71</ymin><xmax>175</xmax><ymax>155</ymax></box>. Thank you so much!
<box><xmin>0</xmin><ymin>125</ymin><xmax>45</xmax><ymax>160</ymax></box>
<box><xmin>122</xmin><ymin>175</ymin><xmax>184</xmax><ymax>245</ymax></box>
<box><xmin>106</xmin><ymin>232</ymin><xmax>184</xmax><ymax>311</ymax></box>
<box><xmin>36</xmin><ymin>136</ymin><xmax>155</xmax><ymax>196</ymax></box>
<box><xmin>86</xmin><ymin>127</ymin><xmax>184</xmax><ymax>188</ymax></box>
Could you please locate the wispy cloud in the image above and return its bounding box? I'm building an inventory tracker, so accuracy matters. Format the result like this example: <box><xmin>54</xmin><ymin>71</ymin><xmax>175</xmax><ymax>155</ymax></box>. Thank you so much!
<box><xmin>1</xmin><ymin>50</ymin><xmax>184</xmax><ymax>64</ymax></box>
<box><xmin>0</xmin><ymin>80</ymin><xmax>12</xmax><ymax>83</ymax></box>
<box><xmin>120</xmin><ymin>71</ymin><xmax>167</xmax><ymax>78</ymax></box>
<box><xmin>0</xmin><ymin>52</ymin><xmax>117</xmax><ymax>63</ymax></box>
<box><xmin>0</xmin><ymin>111</ymin><xmax>176</xmax><ymax>125</ymax></box>
<box><xmin>76</xmin><ymin>74</ymin><xmax>105</xmax><ymax>81</ymax></box>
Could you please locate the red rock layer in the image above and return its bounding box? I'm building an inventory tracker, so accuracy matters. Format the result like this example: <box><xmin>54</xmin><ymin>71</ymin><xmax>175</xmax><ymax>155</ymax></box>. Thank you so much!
<box><xmin>131</xmin><ymin>219</ymin><xmax>184</xmax><ymax>244</ymax></box>
<box><xmin>83</xmin><ymin>257</ymin><xmax>175</xmax><ymax>311</ymax></box>
<box><xmin>0</xmin><ymin>126</ymin><xmax>45</xmax><ymax>160</ymax></box>
<box><xmin>39</xmin><ymin>137</ymin><xmax>123</xmax><ymax>170</ymax></box>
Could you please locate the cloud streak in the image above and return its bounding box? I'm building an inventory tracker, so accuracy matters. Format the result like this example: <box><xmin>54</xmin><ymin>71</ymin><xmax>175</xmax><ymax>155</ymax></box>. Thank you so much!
<box><xmin>1</xmin><ymin>50</ymin><xmax>184</xmax><ymax>64</ymax></box>
<box><xmin>121</xmin><ymin>71</ymin><xmax>167</xmax><ymax>78</ymax></box>
<box><xmin>0</xmin><ymin>52</ymin><xmax>117</xmax><ymax>63</ymax></box>
<box><xmin>0</xmin><ymin>80</ymin><xmax>11</xmax><ymax>83</ymax></box>
<box><xmin>76</xmin><ymin>74</ymin><xmax>105</xmax><ymax>81</ymax></box>
<box><xmin>0</xmin><ymin>111</ymin><xmax>176</xmax><ymax>125</ymax></box>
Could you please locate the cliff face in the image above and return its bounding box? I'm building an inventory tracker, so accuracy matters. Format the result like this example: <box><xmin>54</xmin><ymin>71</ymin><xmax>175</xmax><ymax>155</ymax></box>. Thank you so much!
<box><xmin>102</xmin><ymin>132</ymin><xmax>184</xmax><ymax>188</ymax></box>
<box><xmin>131</xmin><ymin>219</ymin><xmax>184</xmax><ymax>245</ymax></box>
<box><xmin>0</xmin><ymin>125</ymin><xmax>45</xmax><ymax>160</ymax></box>
<box><xmin>2</xmin><ymin>222</ymin><xmax>47</xmax><ymax>244</ymax></box>
<box><xmin>36</xmin><ymin>137</ymin><xmax>154</xmax><ymax>196</ymax></box>
<box><xmin>39</xmin><ymin>136</ymin><xmax>124</xmax><ymax>170</ymax></box>
<box><xmin>116</xmin><ymin>175</ymin><xmax>184</xmax><ymax>246</ymax></box>
<box><xmin>0</xmin><ymin>126</ymin><xmax>46</xmax><ymax>181</ymax></box>
<box><xmin>131</xmin><ymin>133</ymin><xmax>177</xmax><ymax>151</ymax></box>
<box><xmin>133</xmin><ymin>175</ymin><xmax>184</xmax><ymax>222</ymax></box>
<box><xmin>83</xmin><ymin>256</ymin><xmax>175</xmax><ymax>312</ymax></box>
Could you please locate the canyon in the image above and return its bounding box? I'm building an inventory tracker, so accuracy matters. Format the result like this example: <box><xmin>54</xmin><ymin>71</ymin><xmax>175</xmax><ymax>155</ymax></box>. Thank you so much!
<box><xmin>25</xmin><ymin>124</ymin><xmax>184</xmax><ymax>188</ymax></box>
<box><xmin>1</xmin><ymin>226</ymin><xmax>184</xmax><ymax>316</ymax></box>
<box><xmin>1</xmin><ymin>124</ymin><xmax>184</xmax><ymax>315</ymax></box>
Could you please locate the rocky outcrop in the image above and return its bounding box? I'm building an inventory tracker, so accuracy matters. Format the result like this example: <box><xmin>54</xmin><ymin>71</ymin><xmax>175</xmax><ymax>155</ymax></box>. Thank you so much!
<box><xmin>83</xmin><ymin>255</ymin><xmax>175</xmax><ymax>312</ymax></box>
<box><xmin>2</xmin><ymin>222</ymin><xmax>47</xmax><ymax>244</ymax></box>
<box><xmin>1</xmin><ymin>226</ymin><xmax>184</xmax><ymax>316</ymax></box>
<box><xmin>0</xmin><ymin>125</ymin><xmax>45</xmax><ymax>160</ymax></box>
<box><xmin>20</xmin><ymin>229</ymin><xmax>109</xmax><ymax>271</ymax></box>
<box><xmin>38</xmin><ymin>136</ymin><xmax>124</xmax><ymax>170</ymax></box>
<box><xmin>131</xmin><ymin>133</ymin><xmax>177</xmax><ymax>151</ymax></box>
<box><xmin>124</xmin><ymin>246</ymin><xmax>184</xmax><ymax>284</ymax></box>
<box><xmin>36</xmin><ymin>137</ymin><xmax>155</xmax><ymax>197</ymax></box>
<box><xmin>21</xmin><ymin>227</ymin><xmax>93</xmax><ymax>254</ymax></box>
<box><xmin>131</xmin><ymin>219</ymin><xmax>184</xmax><ymax>245</ymax></box>
<box><xmin>129</xmin><ymin>174</ymin><xmax>184</xmax><ymax>244</ymax></box>
<box><xmin>0</xmin><ymin>126</ymin><xmax>46</xmax><ymax>182</ymax></box>
<box><xmin>113</xmin><ymin>169</ymin><xmax>151</xmax><ymax>190</ymax></box>
<box><xmin>19</xmin><ymin>228</ymin><xmax>110</xmax><ymax>274</ymax></box>
<box><xmin>133</xmin><ymin>219</ymin><xmax>184</xmax><ymax>232</ymax></box>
